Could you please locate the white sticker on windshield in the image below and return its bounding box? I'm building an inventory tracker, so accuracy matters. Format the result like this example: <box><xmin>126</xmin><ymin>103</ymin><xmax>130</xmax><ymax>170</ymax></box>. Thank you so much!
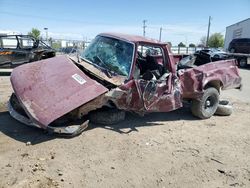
<box><xmin>72</xmin><ymin>74</ymin><xmax>86</xmax><ymax>85</ymax></box>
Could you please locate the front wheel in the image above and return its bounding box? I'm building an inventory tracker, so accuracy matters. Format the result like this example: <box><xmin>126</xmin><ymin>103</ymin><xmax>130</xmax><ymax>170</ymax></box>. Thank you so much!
<box><xmin>191</xmin><ymin>87</ymin><xmax>219</xmax><ymax>119</ymax></box>
<box><xmin>89</xmin><ymin>108</ymin><xmax>125</xmax><ymax>125</ymax></box>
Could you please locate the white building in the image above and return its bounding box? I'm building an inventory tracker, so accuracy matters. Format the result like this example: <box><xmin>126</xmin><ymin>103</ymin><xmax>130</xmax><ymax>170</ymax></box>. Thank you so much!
<box><xmin>224</xmin><ymin>18</ymin><xmax>250</xmax><ymax>51</ymax></box>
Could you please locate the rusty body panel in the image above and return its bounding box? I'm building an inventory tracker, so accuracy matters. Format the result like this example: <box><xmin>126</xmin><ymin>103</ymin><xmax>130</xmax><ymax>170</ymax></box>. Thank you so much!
<box><xmin>8</xmin><ymin>33</ymin><xmax>242</xmax><ymax>136</ymax></box>
<box><xmin>10</xmin><ymin>56</ymin><xmax>108</xmax><ymax>128</ymax></box>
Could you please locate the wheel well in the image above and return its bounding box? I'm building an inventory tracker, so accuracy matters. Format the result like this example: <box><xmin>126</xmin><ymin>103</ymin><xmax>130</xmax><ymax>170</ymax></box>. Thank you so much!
<box><xmin>204</xmin><ymin>80</ymin><xmax>222</xmax><ymax>92</ymax></box>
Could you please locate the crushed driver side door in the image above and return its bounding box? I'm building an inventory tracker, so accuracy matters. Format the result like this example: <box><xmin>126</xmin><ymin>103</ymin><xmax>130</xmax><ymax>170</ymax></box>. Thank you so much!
<box><xmin>135</xmin><ymin>73</ymin><xmax>183</xmax><ymax>112</ymax></box>
<box><xmin>111</xmin><ymin>73</ymin><xmax>183</xmax><ymax>113</ymax></box>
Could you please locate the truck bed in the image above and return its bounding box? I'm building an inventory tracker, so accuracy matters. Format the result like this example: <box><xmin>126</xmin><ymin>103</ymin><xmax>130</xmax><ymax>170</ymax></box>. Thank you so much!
<box><xmin>178</xmin><ymin>59</ymin><xmax>242</xmax><ymax>99</ymax></box>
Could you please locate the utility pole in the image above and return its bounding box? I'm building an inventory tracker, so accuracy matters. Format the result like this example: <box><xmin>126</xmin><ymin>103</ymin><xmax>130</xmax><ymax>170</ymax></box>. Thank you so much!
<box><xmin>44</xmin><ymin>27</ymin><xmax>48</xmax><ymax>42</ymax></box>
<box><xmin>206</xmin><ymin>16</ymin><xmax>211</xmax><ymax>47</ymax></box>
<box><xmin>143</xmin><ymin>20</ymin><xmax>147</xmax><ymax>37</ymax></box>
<box><xmin>159</xmin><ymin>27</ymin><xmax>162</xmax><ymax>42</ymax></box>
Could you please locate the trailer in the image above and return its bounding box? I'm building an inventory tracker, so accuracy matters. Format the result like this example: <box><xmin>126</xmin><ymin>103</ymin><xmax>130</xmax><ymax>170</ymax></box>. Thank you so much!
<box><xmin>226</xmin><ymin>53</ymin><xmax>250</xmax><ymax>68</ymax></box>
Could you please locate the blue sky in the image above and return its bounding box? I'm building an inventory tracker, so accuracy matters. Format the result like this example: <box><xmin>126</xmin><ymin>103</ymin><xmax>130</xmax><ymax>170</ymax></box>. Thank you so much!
<box><xmin>0</xmin><ymin>0</ymin><xmax>249</xmax><ymax>45</ymax></box>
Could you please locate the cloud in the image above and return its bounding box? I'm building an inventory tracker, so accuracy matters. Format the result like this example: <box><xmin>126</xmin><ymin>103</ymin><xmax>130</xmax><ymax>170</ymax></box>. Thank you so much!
<box><xmin>1</xmin><ymin>23</ymin><xmax>212</xmax><ymax>45</ymax></box>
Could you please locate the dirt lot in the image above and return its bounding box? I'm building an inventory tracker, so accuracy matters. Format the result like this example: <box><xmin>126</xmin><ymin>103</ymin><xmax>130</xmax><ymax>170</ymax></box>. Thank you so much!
<box><xmin>0</xmin><ymin>69</ymin><xmax>250</xmax><ymax>188</ymax></box>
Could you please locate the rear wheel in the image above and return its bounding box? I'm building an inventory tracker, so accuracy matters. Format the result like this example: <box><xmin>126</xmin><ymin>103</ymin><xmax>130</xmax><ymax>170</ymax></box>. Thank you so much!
<box><xmin>213</xmin><ymin>54</ymin><xmax>220</xmax><ymax>59</ymax></box>
<box><xmin>191</xmin><ymin>87</ymin><xmax>219</xmax><ymax>119</ymax></box>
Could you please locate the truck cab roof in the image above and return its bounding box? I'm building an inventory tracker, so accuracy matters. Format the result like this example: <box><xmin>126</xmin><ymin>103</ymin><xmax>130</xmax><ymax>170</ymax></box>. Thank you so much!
<box><xmin>99</xmin><ymin>32</ymin><xmax>166</xmax><ymax>45</ymax></box>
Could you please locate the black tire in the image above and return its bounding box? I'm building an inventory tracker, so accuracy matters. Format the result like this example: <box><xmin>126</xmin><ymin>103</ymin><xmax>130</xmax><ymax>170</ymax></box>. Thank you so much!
<box><xmin>213</xmin><ymin>54</ymin><xmax>220</xmax><ymax>59</ymax></box>
<box><xmin>191</xmin><ymin>87</ymin><xmax>219</xmax><ymax>119</ymax></box>
<box><xmin>33</xmin><ymin>54</ymin><xmax>42</xmax><ymax>61</ymax></box>
<box><xmin>215</xmin><ymin>100</ymin><xmax>233</xmax><ymax>116</ymax></box>
<box><xmin>89</xmin><ymin>108</ymin><xmax>125</xmax><ymax>125</ymax></box>
<box><xmin>239</xmin><ymin>58</ymin><xmax>247</xmax><ymax>68</ymax></box>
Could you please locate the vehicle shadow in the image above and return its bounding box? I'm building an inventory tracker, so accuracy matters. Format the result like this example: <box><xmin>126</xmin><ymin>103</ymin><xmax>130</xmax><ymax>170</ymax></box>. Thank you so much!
<box><xmin>0</xmin><ymin>111</ymin><xmax>56</xmax><ymax>144</ymax></box>
<box><xmin>88</xmin><ymin>105</ymin><xmax>198</xmax><ymax>134</ymax></box>
<box><xmin>0</xmin><ymin>105</ymin><xmax>197</xmax><ymax>144</ymax></box>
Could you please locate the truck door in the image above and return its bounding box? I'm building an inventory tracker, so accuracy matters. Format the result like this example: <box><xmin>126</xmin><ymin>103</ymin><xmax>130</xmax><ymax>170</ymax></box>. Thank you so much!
<box><xmin>113</xmin><ymin>44</ymin><xmax>182</xmax><ymax>113</ymax></box>
<box><xmin>12</xmin><ymin>36</ymin><xmax>35</xmax><ymax>65</ymax></box>
<box><xmin>134</xmin><ymin>73</ymin><xmax>182</xmax><ymax>112</ymax></box>
<box><xmin>0</xmin><ymin>49</ymin><xmax>12</xmax><ymax>66</ymax></box>
<box><xmin>136</xmin><ymin>44</ymin><xmax>182</xmax><ymax>112</ymax></box>
<box><xmin>0</xmin><ymin>36</ymin><xmax>17</xmax><ymax>66</ymax></box>
<box><xmin>0</xmin><ymin>35</ymin><xmax>31</xmax><ymax>66</ymax></box>
<box><xmin>113</xmin><ymin>72</ymin><xmax>182</xmax><ymax>113</ymax></box>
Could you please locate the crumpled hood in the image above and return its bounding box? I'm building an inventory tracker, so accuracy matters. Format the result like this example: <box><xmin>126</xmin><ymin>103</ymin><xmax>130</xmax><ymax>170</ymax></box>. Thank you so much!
<box><xmin>10</xmin><ymin>55</ymin><xmax>108</xmax><ymax>127</ymax></box>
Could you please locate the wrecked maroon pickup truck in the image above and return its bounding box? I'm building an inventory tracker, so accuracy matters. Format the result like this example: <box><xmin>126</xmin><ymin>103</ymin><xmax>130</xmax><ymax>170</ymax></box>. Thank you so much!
<box><xmin>8</xmin><ymin>33</ymin><xmax>242</xmax><ymax>136</ymax></box>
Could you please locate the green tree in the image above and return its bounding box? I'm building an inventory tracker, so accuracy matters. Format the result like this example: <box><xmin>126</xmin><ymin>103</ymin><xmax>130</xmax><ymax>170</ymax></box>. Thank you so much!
<box><xmin>189</xmin><ymin>43</ymin><xmax>196</xmax><ymax>47</ymax></box>
<box><xmin>197</xmin><ymin>44</ymin><xmax>205</xmax><ymax>48</ymax></box>
<box><xmin>28</xmin><ymin>28</ymin><xmax>41</xmax><ymax>39</ymax></box>
<box><xmin>208</xmin><ymin>33</ymin><xmax>224</xmax><ymax>48</ymax></box>
<box><xmin>178</xmin><ymin>42</ymin><xmax>186</xmax><ymax>47</ymax></box>
<box><xmin>52</xmin><ymin>41</ymin><xmax>61</xmax><ymax>49</ymax></box>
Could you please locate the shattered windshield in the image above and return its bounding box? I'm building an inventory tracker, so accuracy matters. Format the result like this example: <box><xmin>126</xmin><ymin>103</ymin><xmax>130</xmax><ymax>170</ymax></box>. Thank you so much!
<box><xmin>81</xmin><ymin>36</ymin><xmax>134</xmax><ymax>76</ymax></box>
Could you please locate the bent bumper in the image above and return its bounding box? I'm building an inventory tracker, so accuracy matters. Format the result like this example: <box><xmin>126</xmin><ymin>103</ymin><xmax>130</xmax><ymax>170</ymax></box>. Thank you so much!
<box><xmin>8</xmin><ymin>101</ymin><xmax>88</xmax><ymax>136</ymax></box>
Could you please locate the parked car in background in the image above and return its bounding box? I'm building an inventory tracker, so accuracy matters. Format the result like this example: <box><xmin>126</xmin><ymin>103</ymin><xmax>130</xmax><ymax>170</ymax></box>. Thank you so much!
<box><xmin>193</xmin><ymin>45</ymin><xmax>250</xmax><ymax>68</ymax></box>
<box><xmin>0</xmin><ymin>34</ymin><xmax>55</xmax><ymax>67</ymax></box>
<box><xmin>228</xmin><ymin>38</ymin><xmax>250</xmax><ymax>54</ymax></box>
<box><xmin>193</xmin><ymin>48</ymin><xmax>229</xmax><ymax>65</ymax></box>
<box><xmin>58</xmin><ymin>47</ymin><xmax>78</xmax><ymax>54</ymax></box>
<box><xmin>194</xmin><ymin>49</ymin><xmax>228</xmax><ymax>59</ymax></box>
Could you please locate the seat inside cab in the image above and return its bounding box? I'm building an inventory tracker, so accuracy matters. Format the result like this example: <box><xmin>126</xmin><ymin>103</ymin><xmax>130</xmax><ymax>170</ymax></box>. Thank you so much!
<box><xmin>134</xmin><ymin>44</ymin><xmax>168</xmax><ymax>80</ymax></box>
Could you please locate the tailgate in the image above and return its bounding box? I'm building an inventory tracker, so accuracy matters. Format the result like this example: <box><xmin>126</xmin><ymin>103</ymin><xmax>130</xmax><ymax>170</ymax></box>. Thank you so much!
<box><xmin>10</xmin><ymin>55</ymin><xmax>108</xmax><ymax>127</ymax></box>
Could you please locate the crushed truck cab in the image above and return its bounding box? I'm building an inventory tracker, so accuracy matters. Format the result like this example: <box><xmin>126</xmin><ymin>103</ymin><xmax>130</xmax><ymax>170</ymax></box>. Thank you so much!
<box><xmin>8</xmin><ymin>33</ymin><xmax>242</xmax><ymax>136</ymax></box>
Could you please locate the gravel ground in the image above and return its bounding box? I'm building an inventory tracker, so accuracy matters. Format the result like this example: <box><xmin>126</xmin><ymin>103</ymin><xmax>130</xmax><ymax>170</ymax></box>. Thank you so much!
<box><xmin>0</xmin><ymin>69</ymin><xmax>249</xmax><ymax>188</ymax></box>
